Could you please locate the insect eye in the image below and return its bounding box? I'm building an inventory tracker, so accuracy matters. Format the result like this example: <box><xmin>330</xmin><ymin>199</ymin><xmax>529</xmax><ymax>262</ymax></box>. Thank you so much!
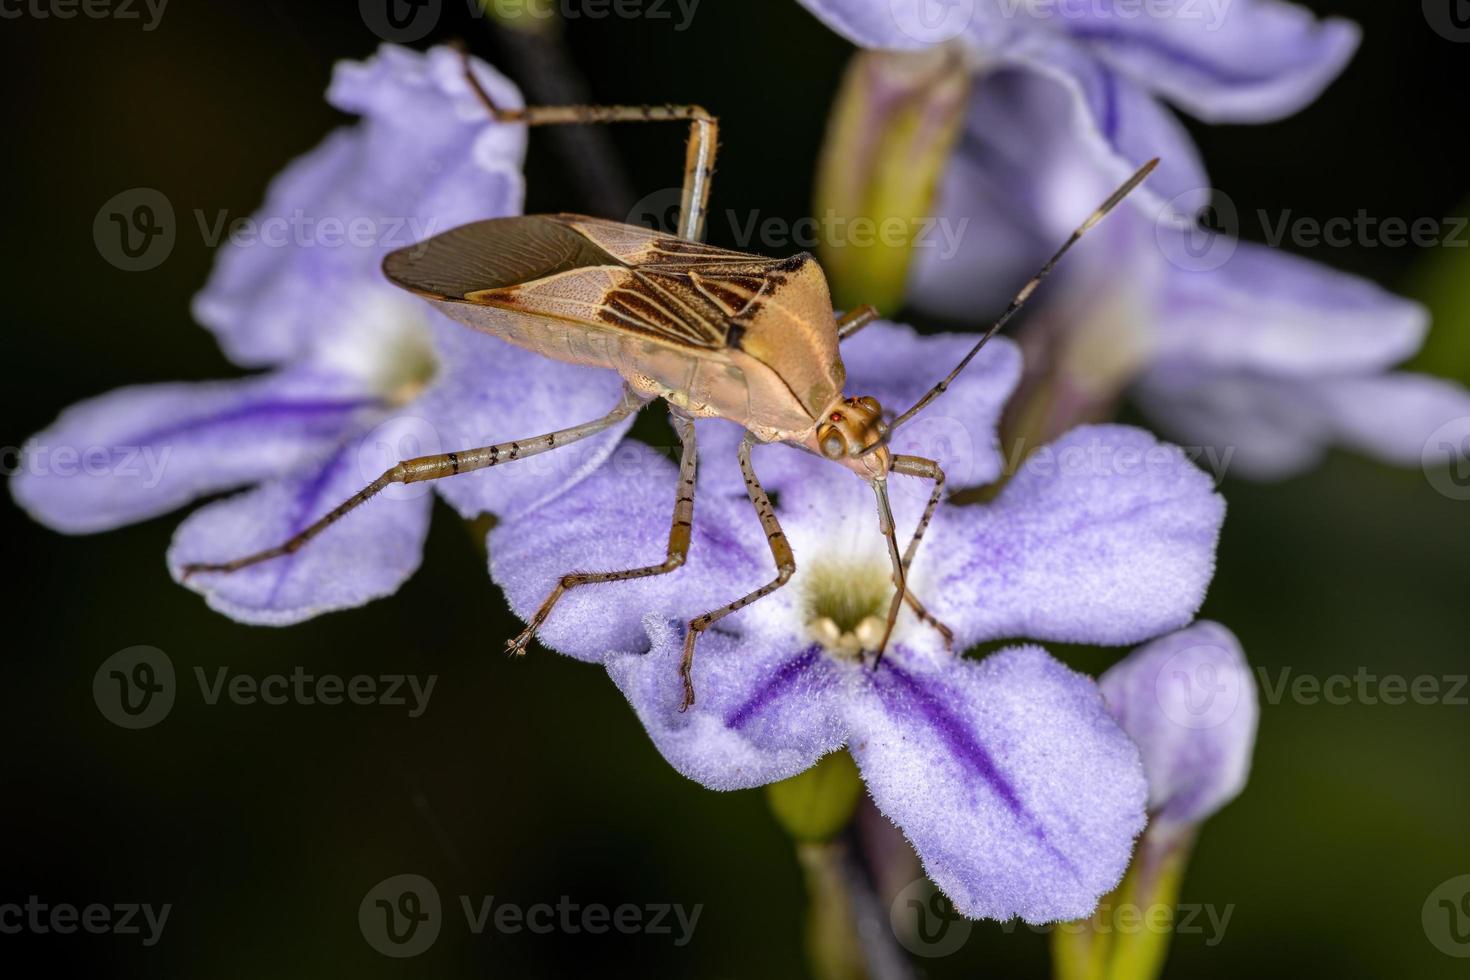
<box><xmin>818</xmin><ymin>426</ymin><xmax>846</xmax><ymax>459</ymax></box>
<box><xmin>857</xmin><ymin>396</ymin><xmax>881</xmax><ymax>415</ymax></box>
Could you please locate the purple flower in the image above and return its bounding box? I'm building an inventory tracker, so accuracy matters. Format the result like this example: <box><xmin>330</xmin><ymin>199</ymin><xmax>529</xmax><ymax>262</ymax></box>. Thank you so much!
<box><xmin>797</xmin><ymin>0</ymin><xmax>1358</xmax><ymax>123</ymax></box>
<box><xmin>1100</xmin><ymin>621</ymin><xmax>1258</xmax><ymax>835</ymax></box>
<box><xmin>489</xmin><ymin>321</ymin><xmax>1227</xmax><ymax>921</ymax></box>
<box><xmin>908</xmin><ymin>59</ymin><xmax>1470</xmax><ymax>478</ymax></box>
<box><xmin>10</xmin><ymin>45</ymin><xmax>632</xmax><ymax>623</ymax></box>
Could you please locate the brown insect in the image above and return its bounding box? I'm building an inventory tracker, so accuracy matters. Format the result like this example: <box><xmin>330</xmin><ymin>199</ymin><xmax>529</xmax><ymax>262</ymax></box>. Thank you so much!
<box><xmin>182</xmin><ymin>52</ymin><xmax>1156</xmax><ymax>709</ymax></box>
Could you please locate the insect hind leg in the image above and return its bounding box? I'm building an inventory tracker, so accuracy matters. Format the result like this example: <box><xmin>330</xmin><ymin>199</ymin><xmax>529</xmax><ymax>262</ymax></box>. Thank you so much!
<box><xmin>178</xmin><ymin>387</ymin><xmax>644</xmax><ymax>580</ymax></box>
<box><xmin>506</xmin><ymin>410</ymin><xmax>699</xmax><ymax>655</ymax></box>
<box><xmin>456</xmin><ymin>46</ymin><xmax>717</xmax><ymax>242</ymax></box>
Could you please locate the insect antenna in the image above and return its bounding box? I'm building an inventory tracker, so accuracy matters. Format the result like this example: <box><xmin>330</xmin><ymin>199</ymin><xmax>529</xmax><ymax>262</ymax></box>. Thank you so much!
<box><xmin>858</xmin><ymin>157</ymin><xmax>1159</xmax><ymax>456</ymax></box>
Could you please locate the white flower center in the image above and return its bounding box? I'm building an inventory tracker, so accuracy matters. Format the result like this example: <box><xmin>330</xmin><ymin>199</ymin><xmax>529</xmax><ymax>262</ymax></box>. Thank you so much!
<box><xmin>801</xmin><ymin>558</ymin><xmax>898</xmax><ymax>660</ymax></box>
<box><xmin>315</xmin><ymin>289</ymin><xmax>440</xmax><ymax>406</ymax></box>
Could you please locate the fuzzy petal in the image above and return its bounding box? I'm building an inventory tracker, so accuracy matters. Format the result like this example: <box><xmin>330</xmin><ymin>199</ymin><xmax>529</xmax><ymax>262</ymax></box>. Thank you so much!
<box><xmin>933</xmin><ymin>425</ymin><xmax>1224</xmax><ymax>649</ymax></box>
<box><xmin>911</xmin><ymin>52</ymin><xmax>1202</xmax><ymax>320</ymax></box>
<box><xmin>1100</xmin><ymin>621</ymin><xmax>1257</xmax><ymax>829</ymax></box>
<box><xmin>489</xmin><ymin>442</ymin><xmax>779</xmax><ymax>663</ymax></box>
<box><xmin>1068</xmin><ymin>2</ymin><xmax>1360</xmax><ymax>123</ymax></box>
<box><xmin>194</xmin><ymin>45</ymin><xmax>526</xmax><ymax>367</ymax></box>
<box><xmin>847</xmin><ymin>646</ymin><xmax>1147</xmax><ymax>923</ymax></box>
<box><xmin>1153</xmin><ymin>243</ymin><xmax>1428</xmax><ymax>379</ymax></box>
<box><xmin>416</xmin><ymin>321</ymin><xmax>634</xmax><ymax>523</ymax></box>
<box><xmin>795</xmin><ymin>0</ymin><xmax>1358</xmax><ymax>123</ymax></box>
<box><xmin>167</xmin><ymin>439</ymin><xmax>432</xmax><ymax>625</ymax></box>
<box><xmin>10</xmin><ymin>372</ymin><xmax>373</xmax><ymax>534</ymax></box>
<box><xmin>1137</xmin><ymin>366</ymin><xmax>1470</xmax><ymax>480</ymax></box>
<box><xmin>607</xmin><ymin>621</ymin><xmax>849</xmax><ymax>789</ymax></box>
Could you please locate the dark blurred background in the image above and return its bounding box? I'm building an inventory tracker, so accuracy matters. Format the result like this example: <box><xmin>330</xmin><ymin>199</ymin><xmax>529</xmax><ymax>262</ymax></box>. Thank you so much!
<box><xmin>2</xmin><ymin>1</ymin><xmax>1468</xmax><ymax>976</ymax></box>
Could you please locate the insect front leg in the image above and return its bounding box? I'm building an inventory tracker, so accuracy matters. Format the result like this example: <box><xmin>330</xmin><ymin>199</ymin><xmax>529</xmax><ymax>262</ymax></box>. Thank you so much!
<box><xmin>679</xmin><ymin>432</ymin><xmax>795</xmax><ymax>711</ymax></box>
<box><xmin>506</xmin><ymin>409</ymin><xmax>699</xmax><ymax>655</ymax></box>
<box><xmin>457</xmin><ymin>49</ymin><xmax>716</xmax><ymax>241</ymax></box>
<box><xmin>835</xmin><ymin>304</ymin><xmax>879</xmax><ymax>341</ymax></box>
<box><xmin>178</xmin><ymin>386</ymin><xmax>646</xmax><ymax>580</ymax></box>
<box><xmin>891</xmin><ymin>454</ymin><xmax>955</xmax><ymax>650</ymax></box>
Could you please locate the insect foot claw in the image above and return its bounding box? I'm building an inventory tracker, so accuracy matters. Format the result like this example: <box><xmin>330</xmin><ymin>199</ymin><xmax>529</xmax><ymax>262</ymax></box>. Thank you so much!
<box><xmin>505</xmin><ymin>630</ymin><xmax>534</xmax><ymax>657</ymax></box>
<box><xmin>678</xmin><ymin>627</ymin><xmax>699</xmax><ymax>713</ymax></box>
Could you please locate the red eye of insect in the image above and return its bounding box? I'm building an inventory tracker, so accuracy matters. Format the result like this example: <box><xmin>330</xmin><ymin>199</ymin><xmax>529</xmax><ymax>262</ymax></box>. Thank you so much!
<box><xmin>830</xmin><ymin>412</ymin><xmax>844</xmax><ymax>423</ymax></box>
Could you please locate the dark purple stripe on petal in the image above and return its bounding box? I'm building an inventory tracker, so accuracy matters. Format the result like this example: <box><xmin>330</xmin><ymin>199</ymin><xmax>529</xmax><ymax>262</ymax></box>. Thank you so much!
<box><xmin>130</xmin><ymin>397</ymin><xmax>379</xmax><ymax>447</ymax></box>
<box><xmin>881</xmin><ymin>660</ymin><xmax>1026</xmax><ymax>816</ymax></box>
<box><xmin>879</xmin><ymin>659</ymin><xmax>1082</xmax><ymax>878</ymax></box>
<box><xmin>725</xmin><ymin>646</ymin><xmax>822</xmax><ymax>730</ymax></box>
<box><xmin>263</xmin><ymin>446</ymin><xmax>351</xmax><ymax>607</ymax></box>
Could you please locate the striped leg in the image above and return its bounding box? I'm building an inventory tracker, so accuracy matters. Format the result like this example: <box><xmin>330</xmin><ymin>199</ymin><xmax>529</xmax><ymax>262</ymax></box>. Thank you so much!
<box><xmin>891</xmin><ymin>454</ymin><xmax>954</xmax><ymax>649</ymax></box>
<box><xmin>679</xmin><ymin>432</ymin><xmax>794</xmax><ymax>711</ymax></box>
<box><xmin>179</xmin><ymin>387</ymin><xmax>645</xmax><ymax>580</ymax></box>
<box><xmin>458</xmin><ymin>48</ymin><xmax>716</xmax><ymax>241</ymax></box>
<box><xmin>507</xmin><ymin>410</ymin><xmax>699</xmax><ymax>655</ymax></box>
<box><xmin>835</xmin><ymin>304</ymin><xmax>879</xmax><ymax>341</ymax></box>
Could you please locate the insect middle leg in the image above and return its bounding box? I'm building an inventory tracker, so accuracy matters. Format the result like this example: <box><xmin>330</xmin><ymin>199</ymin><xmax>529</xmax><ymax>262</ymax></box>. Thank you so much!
<box><xmin>678</xmin><ymin>432</ymin><xmax>794</xmax><ymax>711</ymax></box>
<box><xmin>506</xmin><ymin>410</ymin><xmax>699</xmax><ymax>655</ymax></box>
<box><xmin>179</xmin><ymin>386</ymin><xmax>647</xmax><ymax>579</ymax></box>
<box><xmin>457</xmin><ymin>49</ymin><xmax>716</xmax><ymax>242</ymax></box>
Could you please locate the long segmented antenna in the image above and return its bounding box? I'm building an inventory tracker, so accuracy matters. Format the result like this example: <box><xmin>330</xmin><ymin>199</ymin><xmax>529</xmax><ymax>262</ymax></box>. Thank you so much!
<box><xmin>859</xmin><ymin>158</ymin><xmax>1159</xmax><ymax>456</ymax></box>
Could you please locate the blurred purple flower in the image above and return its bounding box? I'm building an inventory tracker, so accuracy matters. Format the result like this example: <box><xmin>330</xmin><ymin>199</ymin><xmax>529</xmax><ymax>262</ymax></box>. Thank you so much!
<box><xmin>10</xmin><ymin>45</ymin><xmax>632</xmax><ymax>624</ymax></box>
<box><xmin>1100</xmin><ymin>620</ymin><xmax>1258</xmax><ymax>835</ymax></box>
<box><xmin>797</xmin><ymin>0</ymin><xmax>1358</xmax><ymax>123</ymax></box>
<box><xmin>489</xmin><ymin>321</ymin><xmax>1228</xmax><ymax>922</ymax></box>
<box><xmin>908</xmin><ymin>59</ymin><xmax>1470</xmax><ymax>478</ymax></box>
